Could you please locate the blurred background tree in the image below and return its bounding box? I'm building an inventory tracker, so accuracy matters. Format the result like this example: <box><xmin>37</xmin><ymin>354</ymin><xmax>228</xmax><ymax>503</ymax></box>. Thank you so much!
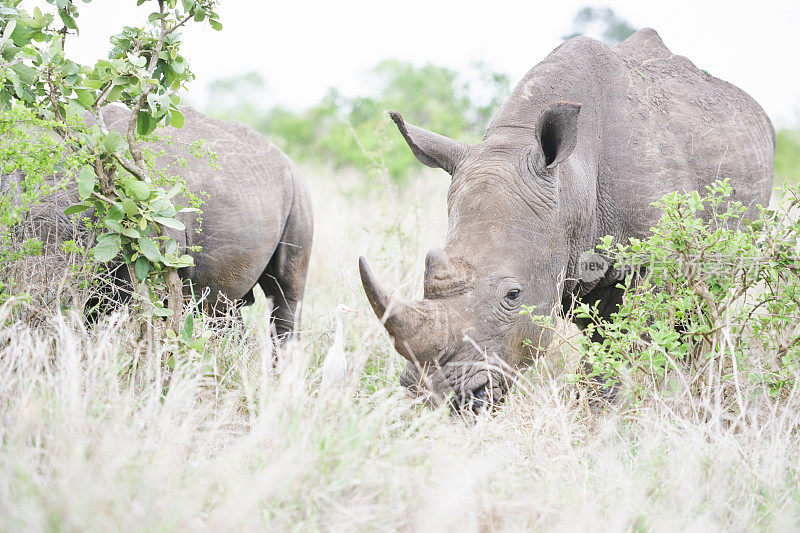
<box><xmin>562</xmin><ymin>6</ymin><xmax>636</xmax><ymax>46</ymax></box>
<box><xmin>202</xmin><ymin>60</ymin><xmax>509</xmax><ymax>184</ymax></box>
<box><xmin>204</xmin><ymin>72</ymin><xmax>268</xmax><ymax>126</ymax></box>
<box><xmin>776</xmin><ymin>127</ymin><xmax>800</xmax><ymax>183</ymax></box>
<box><xmin>201</xmin><ymin>5</ymin><xmax>799</xmax><ymax>187</ymax></box>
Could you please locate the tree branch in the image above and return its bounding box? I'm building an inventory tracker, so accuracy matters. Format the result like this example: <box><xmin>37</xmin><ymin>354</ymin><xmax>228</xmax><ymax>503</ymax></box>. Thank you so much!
<box><xmin>166</xmin><ymin>13</ymin><xmax>194</xmax><ymax>36</ymax></box>
<box><xmin>126</xmin><ymin>0</ymin><xmax>169</xmax><ymax>177</ymax></box>
<box><xmin>115</xmin><ymin>153</ymin><xmax>146</xmax><ymax>179</ymax></box>
<box><xmin>776</xmin><ymin>317</ymin><xmax>800</xmax><ymax>361</ymax></box>
<box><xmin>92</xmin><ymin>81</ymin><xmax>115</xmax><ymax>109</ymax></box>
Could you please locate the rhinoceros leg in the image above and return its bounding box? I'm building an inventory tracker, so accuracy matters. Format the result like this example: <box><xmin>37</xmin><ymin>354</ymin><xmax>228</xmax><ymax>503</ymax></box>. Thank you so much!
<box><xmin>259</xmin><ymin>241</ymin><xmax>311</xmax><ymax>340</ymax></box>
<box><xmin>257</xmin><ymin>185</ymin><xmax>313</xmax><ymax>341</ymax></box>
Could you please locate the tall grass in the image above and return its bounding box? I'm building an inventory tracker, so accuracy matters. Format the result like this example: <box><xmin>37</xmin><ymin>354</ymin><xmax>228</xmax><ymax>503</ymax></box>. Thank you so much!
<box><xmin>2</xmin><ymin>169</ymin><xmax>800</xmax><ymax>531</ymax></box>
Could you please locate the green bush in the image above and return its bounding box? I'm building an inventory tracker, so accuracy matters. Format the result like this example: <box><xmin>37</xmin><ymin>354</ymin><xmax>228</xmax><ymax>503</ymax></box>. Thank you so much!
<box><xmin>0</xmin><ymin>107</ymin><xmax>79</xmax><ymax>227</ymax></box>
<box><xmin>0</xmin><ymin>106</ymin><xmax>80</xmax><ymax>303</ymax></box>
<box><xmin>538</xmin><ymin>181</ymin><xmax>800</xmax><ymax>402</ymax></box>
<box><xmin>0</xmin><ymin>0</ymin><xmax>222</xmax><ymax>321</ymax></box>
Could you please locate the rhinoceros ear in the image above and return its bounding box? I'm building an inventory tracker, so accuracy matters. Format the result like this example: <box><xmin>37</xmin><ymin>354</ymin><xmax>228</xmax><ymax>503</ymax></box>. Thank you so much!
<box><xmin>536</xmin><ymin>102</ymin><xmax>582</xmax><ymax>169</ymax></box>
<box><xmin>389</xmin><ymin>111</ymin><xmax>469</xmax><ymax>175</ymax></box>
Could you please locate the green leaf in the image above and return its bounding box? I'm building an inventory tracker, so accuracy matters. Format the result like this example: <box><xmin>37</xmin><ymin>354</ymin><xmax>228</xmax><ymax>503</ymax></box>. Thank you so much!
<box><xmin>177</xmin><ymin>254</ymin><xmax>194</xmax><ymax>267</ymax></box>
<box><xmin>103</xmin><ymin>130</ymin><xmax>123</xmax><ymax>154</ymax></box>
<box><xmin>189</xmin><ymin>338</ymin><xmax>208</xmax><ymax>352</ymax></box>
<box><xmin>136</xmin><ymin>111</ymin><xmax>157</xmax><ymax>136</ymax></box>
<box><xmin>153</xmin><ymin>216</ymin><xmax>185</xmax><ymax>231</ymax></box>
<box><xmin>11</xmin><ymin>63</ymin><xmax>37</xmax><ymax>84</ymax></box>
<box><xmin>58</xmin><ymin>10</ymin><xmax>78</xmax><ymax>31</ymax></box>
<box><xmin>134</xmin><ymin>255</ymin><xmax>150</xmax><ymax>282</ymax></box>
<box><xmin>208</xmin><ymin>19</ymin><xmax>222</xmax><ymax>31</ymax></box>
<box><xmin>121</xmin><ymin>197</ymin><xmax>139</xmax><ymax>217</ymax></box>
<box><xmin>193</xmin><ymin>7</ymin><xmax>206</xmax><ymax>21</ymax></box>
<box><xmin>107</xmin><ymin>85</ymin><xmax>123</xmax><ymax>102</ymax></box>
<box><xmin>8</xmin><ymin>71</ymin><xmax>22</xmax><ymax>100</ymax></box>
<box><xmin>126</xmin><ymin>180</ymin><xmax>152</xmax><ymax>202</ymax></box>
<box><xmin>150</xmin><ymin>199</ymin><xmax>173</xmax><ymax>214</ymax></box>
<box><xmin>104</xmin><ymin>219</ymin><xmax>125</xmax><ymax>233</ymax></box>
<box><xmin>0</xmin><ymin>89</ymin><xmax>11</xmax><ymax>111</ymax></box>
<box><xmin>152</xmin><ymin>305</ymin><xmax>173</xmax><ymax>317</ymax></box>
<box><xmin>81</xmin><ymin>79</ymin><xmax>104</xmax><ymax>90</ymax></box>
<box><xmin>164</xmin><ymin>238</ymin><xmax>178</xmax><ymax>255</ymax></box>
<box><xmin>78</xmin><ymin>166</ymin><xmax>95</xmax><ymax>199</ymax></box>
<box><xmin>64</xmin><ymin>204</ymin><xmax>90</xmax><ymax>216</ymax></box>
<box><xmin>165</xmin><ymin>183</ymin><xmax>183</xmax><ymax>199</ymax></box>
<box><xmin>157</xmin><ymin>205</ymin><xmax>177</xmax><ymax>218</ymax></box>
<box><xmin>169</xmin><ymin>109</ymin><xmax>185</xmax><ymax>129</ymax></box>
<box><xmin>146</xmin><ymin>92</ymin><xmax>170</xmax><ymax>118</ymax></box>
<box><xmin>93</xmin><ymin>234</ymin><xmax>121</xmax><ymax>262</ymax></box>
<box><xmin>107</xmin><ymin>202</ymin><xmax>125</xmax><ymax>221</ymax></box>
<box><xmin>138</xmin><ymin>236</ymin><xmax>161</xmax><ymax>262</ymax></box>
<box><xmin>73</xmin><ymin>88</ymin><xmax>95</xmax><ymax>109</ymax></box>
<box><xmin>121</xmin><ymin>227</ymin><xmax>141</xmax><ymax>239</ymax></box>
<box><xmin>181</xmin><ymin>313</ymin><xmax>194</xmax><ymax>341</ymax></box>
<box><xmin>164</xmin><ymin>254</ymin><xmax>194</xmax><ymax>268</ymax></box>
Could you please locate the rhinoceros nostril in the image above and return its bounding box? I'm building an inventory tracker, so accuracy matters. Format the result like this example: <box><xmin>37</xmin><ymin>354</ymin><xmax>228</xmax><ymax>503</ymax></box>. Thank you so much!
<box><xmin>458</xmin><ymin>383</ymin><xmax>497</xmax><ymax>414</ymax></box>
<box><xmin>469</xmin><ymin>385</ymin><xmax>490</xmax><ymax>412</ymax></box>
<box><xmin>458</xmin><ymin>381</ymin><xmax>509</xmax><ymax>414</ymax></box>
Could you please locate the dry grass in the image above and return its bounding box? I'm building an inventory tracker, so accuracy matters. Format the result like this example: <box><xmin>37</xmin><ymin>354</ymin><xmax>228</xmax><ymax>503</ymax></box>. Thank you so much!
<box><xmin>2</xmin><ymin>169</ymin><xmax>800</xmax><ymax>531</ymax></box>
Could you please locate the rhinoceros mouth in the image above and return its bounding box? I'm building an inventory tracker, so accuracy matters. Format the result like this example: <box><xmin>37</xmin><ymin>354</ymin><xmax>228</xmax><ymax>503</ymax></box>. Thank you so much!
<box><xmin>453</xmin><ymin>374</ymin><xmax>508</xmax><ymax>414</ymax></box>
<box><xmin>400</xmin><ymin>361</ymin><xmax>510</xmax><ymax>413</ymax></box>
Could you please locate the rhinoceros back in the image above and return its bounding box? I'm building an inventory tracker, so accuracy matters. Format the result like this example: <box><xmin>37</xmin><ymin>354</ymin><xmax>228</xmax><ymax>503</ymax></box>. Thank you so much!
<box><xmin>604</xmin><ymin>28</ymin><xmax>774</xmax><ymax>227</ymax></box>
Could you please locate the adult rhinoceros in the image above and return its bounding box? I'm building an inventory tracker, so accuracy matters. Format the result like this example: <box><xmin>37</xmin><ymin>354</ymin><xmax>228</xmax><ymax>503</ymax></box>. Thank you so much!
<box><xmin>20</xmin><ymin>105</ymin><xmax>314</xmax><ymax>337</ymax></box>
<box><xmin>359</xmin><ymin>28</ymin><xmax>774</xmax><ymax>410</ymax></box>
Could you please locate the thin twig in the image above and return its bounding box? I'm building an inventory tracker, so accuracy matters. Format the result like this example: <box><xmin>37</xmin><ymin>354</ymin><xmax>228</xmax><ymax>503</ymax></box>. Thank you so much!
<box><xmin>126</xmin><ymin>0</ymin><xmax>169</xmax><ymax>179</ymax></box>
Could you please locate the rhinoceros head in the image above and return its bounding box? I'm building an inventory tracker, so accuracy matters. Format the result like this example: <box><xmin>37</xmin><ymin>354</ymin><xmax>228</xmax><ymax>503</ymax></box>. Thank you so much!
<box><xmin>360</xmin><ymin>103</ymin><xmax>583</xmax><ymax>412</ymax></box>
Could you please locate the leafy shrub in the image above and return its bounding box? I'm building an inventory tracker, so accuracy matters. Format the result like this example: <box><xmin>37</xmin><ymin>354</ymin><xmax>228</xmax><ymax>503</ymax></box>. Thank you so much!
<box><xmin>0</xmin><ymin>106</ymin><xmax>80</xmax><ymax>303</ymax></box>
<box><xmin>539</xmin><ymin>181</ymin><xmax>800</xmax><ymax>404</ymax></box>
<box><xmin>0</xmin><ymin>107</ymin><xmax>81</xmax><ymax>226</ymax></box>
<box><xmin>0</xmin><ymin>0</ymin><xmax>222</xmax><ymax>322</ymax></box>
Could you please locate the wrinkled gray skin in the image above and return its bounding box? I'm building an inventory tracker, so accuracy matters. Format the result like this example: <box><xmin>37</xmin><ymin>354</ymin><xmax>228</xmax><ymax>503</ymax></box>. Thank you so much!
<box><xmin>22</xmin><ymin>106</ymin><xmax>314</xmax><ymax>336</ymax></box>
<box><xmin>359</xmin><ymin>29</ymin><xmax>774</xmax><ymax>411</ymax></box>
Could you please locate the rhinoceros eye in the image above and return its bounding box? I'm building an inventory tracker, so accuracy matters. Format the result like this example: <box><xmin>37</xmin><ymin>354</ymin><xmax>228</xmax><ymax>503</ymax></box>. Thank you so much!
<box><xmin>506</xmin><ymin>289</ymin><xmax>521</xmax><ymax>300</ymax></box>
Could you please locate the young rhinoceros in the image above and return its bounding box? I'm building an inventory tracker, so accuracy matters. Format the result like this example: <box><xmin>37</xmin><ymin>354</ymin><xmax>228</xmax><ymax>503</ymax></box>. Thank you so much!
<box><xmin>20</xmin><ymin>105</ymin><xmax>313</xmax><ymax>337</ymax></box>
<box><xmin>359</xmin><ymin>28</ymin><xmax>774</xmax><ymax>411</ymax></box>
<box><xmin>107</xmin><ymin>106</ymin><xmax>314</xmax><ymax>336</ymax></box>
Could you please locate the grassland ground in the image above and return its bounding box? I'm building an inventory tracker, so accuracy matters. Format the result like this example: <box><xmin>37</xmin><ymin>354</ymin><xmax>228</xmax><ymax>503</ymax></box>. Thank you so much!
<box><xmin>1</xmin><ymin>169</ymin><xmax>800</xmax><ymax>531</ymax></box>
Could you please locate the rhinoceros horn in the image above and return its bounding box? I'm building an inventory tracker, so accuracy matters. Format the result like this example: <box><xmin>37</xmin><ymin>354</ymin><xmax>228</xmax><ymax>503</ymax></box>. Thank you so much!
<box><xmin>358</xmin><ymin>256</ymin><xmax>447</xmax><ymax>363</ymax></box>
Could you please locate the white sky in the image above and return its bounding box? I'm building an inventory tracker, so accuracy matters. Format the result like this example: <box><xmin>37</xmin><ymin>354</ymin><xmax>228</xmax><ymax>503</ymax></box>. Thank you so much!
<box><xmin>63</xmin><ymin>0</ymin><xmax>800</xmax><ymax>127</ymax></box>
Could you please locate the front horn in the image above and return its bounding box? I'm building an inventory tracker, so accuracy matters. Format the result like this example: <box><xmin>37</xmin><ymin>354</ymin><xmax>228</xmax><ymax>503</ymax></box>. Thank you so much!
<box><xmin>358</xmin><ymin>256</ymin><xmax>447</xmax><ymax>363</ymax></box>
